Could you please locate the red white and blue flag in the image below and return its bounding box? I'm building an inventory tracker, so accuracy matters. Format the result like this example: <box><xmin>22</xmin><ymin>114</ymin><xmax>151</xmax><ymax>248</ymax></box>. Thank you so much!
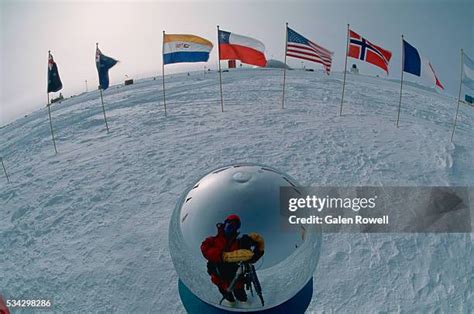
<box><xmin>47</xmin><ymin>51</ymin><xmax>63</xmax><ymax>93</ymax></box>
<box><xmin>96</xmin><ymin>45</ymin><xmax>118</xmax><ymax>90</ymax></box>
<box><xmin>348</xmin><ymin>29</ymin><xmax>392</xmax><ymax>74</ymax></box>
<box><xmin>286</xmin><ymin>27</ymin><xmax>333</xmax><ymax>74</ymax></box>
<box><xmin>403</xmin><ymin>39</ymin><xmax>444</xmax><ymax>90</ymax></box>
<box><xmin>218</xmin><ymin>29</ymin><xmax>267</xmax><ymax>67</ymax></box>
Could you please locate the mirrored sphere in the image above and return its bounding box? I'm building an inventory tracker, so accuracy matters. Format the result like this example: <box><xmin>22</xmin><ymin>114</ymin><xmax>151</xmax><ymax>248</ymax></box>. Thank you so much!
<box><xmin>169</xmin><ymin>164</ymin><xmax>322</xmax><ymax>311</ymax></box>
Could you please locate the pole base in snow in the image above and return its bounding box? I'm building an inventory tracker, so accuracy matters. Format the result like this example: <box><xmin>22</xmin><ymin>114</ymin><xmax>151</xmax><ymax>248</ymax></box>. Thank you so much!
<box><xmin>178</xmin><ymin>277</ymin><xmax>313</xmax><ymax>314</ymax></box>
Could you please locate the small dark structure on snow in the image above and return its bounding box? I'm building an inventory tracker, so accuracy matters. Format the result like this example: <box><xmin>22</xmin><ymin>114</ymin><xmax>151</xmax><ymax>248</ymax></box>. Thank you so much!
<box><xmin>350</xmin><ymin>64</ymin><xmax>359</xmax><ymax>74</ymax></box>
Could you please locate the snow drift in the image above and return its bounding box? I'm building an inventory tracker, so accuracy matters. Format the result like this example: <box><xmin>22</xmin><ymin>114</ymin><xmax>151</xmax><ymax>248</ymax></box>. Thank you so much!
<box><xmin>0</xmin><ymin>68</ymin><xmax>472</xmax><ymax>312</ymax></box>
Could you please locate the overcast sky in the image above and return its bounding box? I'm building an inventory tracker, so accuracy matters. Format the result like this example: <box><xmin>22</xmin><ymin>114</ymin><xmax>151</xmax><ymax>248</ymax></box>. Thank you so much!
<box><xmin>1</xmin><ymin>0</ymin><xmax>472</xmax><ymax>125</ymax></box>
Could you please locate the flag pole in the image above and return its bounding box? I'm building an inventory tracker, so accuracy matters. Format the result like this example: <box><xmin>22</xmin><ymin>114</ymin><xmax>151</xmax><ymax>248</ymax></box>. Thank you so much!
<box><xmin>451</xmin><ymin>48</ymin><xmax>464</xmax><ymax>142</ymax></box>
<box><xmin>99</xmin><ymin>88</ymin><xmax>109</xmax><ymax>133</ymax></box>
<box><xmin>339</xmin><ymin>23</ymin><xmax>350</xmax><ymax>116</ymax></box>
<box><xmin>97</xmin><ymin>43</ymin><xmax>110</xmax><ymax>133</ymax></box>
<box><xmin>47</xmin><ymin>91</ymin><xmax>58</xmax><ymax>154</ymax></box>
<box><xmin>396</xmin><ymin>34</ymin><xmax>405</xmax><ymax>128</ymax></box>
<box><xmin>1</xmin><ymin>157</ymin><xmax>10</xmax><ymax>183</ymax></box>
<box><xmin>281</xmin><ymin>22</ymin><xmax>289</xmax><ymax>109</ymax></box>
<box><xmin>162</xmin><ymin>30</ymin><xmax>168</xmax><ymax>116</ymax></box>
<box><xmin>47</xmin><ymin>50</ymin><xmax>58</xmax><ymax>154</ymax></box>
<box><xmin>217</xmin><ymin>25</ymin><xmax>224</xmax><ymax>112</ymax></box>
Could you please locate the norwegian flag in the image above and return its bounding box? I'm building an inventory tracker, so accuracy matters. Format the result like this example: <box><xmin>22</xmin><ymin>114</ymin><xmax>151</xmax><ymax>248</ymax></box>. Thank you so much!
<box><xmin>348</xmin><ymin>29</ymin><xmax>392</xmax><ymax>73</ymax></box>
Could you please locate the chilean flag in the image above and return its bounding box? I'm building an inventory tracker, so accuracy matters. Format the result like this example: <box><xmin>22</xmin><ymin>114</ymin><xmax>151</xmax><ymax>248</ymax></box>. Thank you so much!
<box><xmin>218</xmin><ymin>29</ymin><xmax>267</xmax><ymax>67</ymax></box>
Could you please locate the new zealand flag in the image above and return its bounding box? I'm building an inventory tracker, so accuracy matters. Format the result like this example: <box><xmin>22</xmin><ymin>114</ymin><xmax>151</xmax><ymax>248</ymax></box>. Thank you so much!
<box><xmin>96</xmin><ymin>45</ymin><xmax>118</xmax><ymax>90</ymax></box>
<box><xmin>47</xmin><ymin>51</ymin><xmax>63</xmax><ymax>93</ymax></box>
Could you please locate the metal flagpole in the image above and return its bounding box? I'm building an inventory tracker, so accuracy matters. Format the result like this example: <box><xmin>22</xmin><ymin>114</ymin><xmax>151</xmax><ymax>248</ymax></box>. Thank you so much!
<box><xmin>162</xmin><ymin>30</ymin><xmax>168</xmax><ymax>116</ymax></box>
<box><xmin>47</xmin><ymin>92</ymin><xmax>58</xmax><ymax>154</ymax></box>
<box><xmin>451</xmin><ymin>48</ymin><xmax>464</xmax><ymax>142</ymax></box>
<box><xmin>97</xmin><ymin>42</ymin><xmax>109</xmax><ymax>133</ymax></box>
<box><xmin>1</xmin><ymin>157</ymin><xmax>10</xmax><ymax>183</ymax></box>
<box><xmin>396</xmin><ymin>35</ymin><xmax>405</xmax><ymax>128</ymax></box>
<box><xmin>99</xmin><ymin>88</ymin><xmax>109</xmax><ymax>133</ymax></box>
<box><xmin>281</xmin><ymin>22</ymin><xmax>289</xmax><ymax>109</ymax></box>
<box><xmin>217</xmin><ymin>25</ymin><xmax>224</xmax><ymax>112</ymax></box>
<box><xmin>339</xmin><ymin>24</ymin><xmax>350</xmax><ymax>116</ymax></box>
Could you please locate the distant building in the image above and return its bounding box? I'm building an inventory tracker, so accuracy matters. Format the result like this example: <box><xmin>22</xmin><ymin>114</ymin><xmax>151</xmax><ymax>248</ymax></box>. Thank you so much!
<box><xmin>265</xmin><ymin>59</ymin><xmax>292</xmax><ymax>70</ymax></box>
<box><xmin>51</xmin><ymin>93</ymin><xmax>64</xmax><ymax>104</ymax></box>
<box><xmin>466</xmin><ymin>94</ymin><xmax>473</xmax><ymax>104</ymax></box>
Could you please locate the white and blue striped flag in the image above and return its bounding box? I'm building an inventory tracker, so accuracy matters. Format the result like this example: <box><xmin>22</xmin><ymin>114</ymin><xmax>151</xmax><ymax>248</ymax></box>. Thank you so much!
<box><xmin>462</xmin><ymin>52</ymin><xmax>474</xmax><ymax>90</ymax></box>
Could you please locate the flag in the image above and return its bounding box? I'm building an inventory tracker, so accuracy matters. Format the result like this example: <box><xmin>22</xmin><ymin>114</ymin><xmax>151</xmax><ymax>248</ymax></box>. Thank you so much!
<box><xmin>348</xmin><ymin>30</ymin><xmax>392</xmax><ymax>73</ymax></box>
<box><xmin>163</xmin><ymin>34</ymin><xmax>213</xmax><ymax>65</ymax></box>
<box><xmin>96</xmin><ymin>46</ymin><xmax>118</xmax><ymax>90</ymax></box>
<box><xmin>462</xmin><ymin>52</ymin><xmax>474</xmax><ymax>90</ymax></box>
<box><xmin>47</xmin><ymin>51</ymin><xmax>62</xmax><ymax>93</ymax></box>
<box><xmin>218</xmin><ymin>29</ymin><xmax>266</xmax><ymax>67</ymax></box>
<box><xmin>0</xmin><ymin>295</ymin><xmax>10</xmax><ymax>314</ymax></box>
<box><xmin>404</xmin><ymin>40</ymin><xmax>444</xmax><ymax>89</ymax></box>
<box><xmin>286</xmin><ymin>27</ymin><xmax>333</xmax><ymax>74</ymax></box>
<box><xmin>402</xmin><ymin>39</ymin><xmax>421</xmax><ymax>76</ymax></box>
<box><xmin>423</xmin><ymin>59</ymin><xmax>444</xmax><ymax>90</ymax></box>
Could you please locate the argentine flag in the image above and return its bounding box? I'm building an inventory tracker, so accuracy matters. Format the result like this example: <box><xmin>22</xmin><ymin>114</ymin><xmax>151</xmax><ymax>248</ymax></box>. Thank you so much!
<box><xmin>462</xmin><ymin>52</ymin><xmax>474</xmax><ymax>90</ymax></box>
<box><xmin>163</xmin><ymin>34</ymin><xmax>213</xmax><ymax>65</ymax></box>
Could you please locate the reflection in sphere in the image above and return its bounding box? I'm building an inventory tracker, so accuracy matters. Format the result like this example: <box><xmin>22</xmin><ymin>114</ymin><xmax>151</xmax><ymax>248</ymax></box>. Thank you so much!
<box><xmin>169</xmin><ymin>164</ymin><xmax>322</xmax><ymax>311</ymax></box>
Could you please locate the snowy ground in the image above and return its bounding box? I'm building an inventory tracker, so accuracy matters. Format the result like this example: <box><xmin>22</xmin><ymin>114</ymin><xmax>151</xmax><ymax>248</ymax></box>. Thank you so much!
<box><xmin>1</xmin><ymin>68</ymin><xmax>473</xmax><ymax>313</ymax></box>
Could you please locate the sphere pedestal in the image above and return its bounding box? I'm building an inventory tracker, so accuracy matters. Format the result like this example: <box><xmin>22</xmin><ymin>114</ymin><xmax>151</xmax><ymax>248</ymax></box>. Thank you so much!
<box><xmin>178</xmin><ymin>278</ymin><xmax>313</xmax><ymax>314</ymax></box>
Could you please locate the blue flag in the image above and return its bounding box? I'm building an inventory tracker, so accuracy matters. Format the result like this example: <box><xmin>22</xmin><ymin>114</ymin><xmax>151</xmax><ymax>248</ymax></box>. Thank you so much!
<box><xmin>403</xmin><ymin>39</ymin><xmax>421</xmax><ymax>76</ymax></box>
<box><xmin>96</xmin><ymin>46</ymin><xmax>118</xmax><ymax>90</ymax></box>
<box><xmin>48</xmin><ymin>51</ymin><xmax>63</xmax><ymax>93</ymax></box>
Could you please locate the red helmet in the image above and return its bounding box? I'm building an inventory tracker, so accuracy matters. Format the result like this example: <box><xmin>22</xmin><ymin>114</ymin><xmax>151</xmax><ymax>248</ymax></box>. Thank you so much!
<box><xmin>224</xmin><ymin>214</ymin><xmax>241</xmax><ymax>234</ymax></box>
<box><xmin>225</xmin><ymin>214</ymin><xmax>240</xmax><ymax>224</ymax></box>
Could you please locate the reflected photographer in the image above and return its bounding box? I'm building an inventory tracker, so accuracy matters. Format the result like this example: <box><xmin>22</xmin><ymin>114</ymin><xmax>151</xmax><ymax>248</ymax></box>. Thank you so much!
<box><xmin>200</xmin><ymin>214</ymin><xmax>265</xmax><ymax>304</ymax></box>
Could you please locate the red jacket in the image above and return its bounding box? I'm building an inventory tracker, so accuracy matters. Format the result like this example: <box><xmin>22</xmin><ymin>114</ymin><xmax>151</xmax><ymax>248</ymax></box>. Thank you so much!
<box><xmin>201</xmin><ymin>225</ymin><xmax>243</xmax><ymax>290</ymax></box>
<box><xmin>201</xmin><ymin>224</ymin><xmax>264</xmax><ymax>291</ymax></box>
<box><xmin>201</xmin><ymin>227</ymin><xmax>240</xmax><ymax>263</ymax></box>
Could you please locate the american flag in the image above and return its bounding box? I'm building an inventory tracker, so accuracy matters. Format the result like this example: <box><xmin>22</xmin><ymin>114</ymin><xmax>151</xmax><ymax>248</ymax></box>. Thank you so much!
<box><xmin>286</xmin><ymin>27</ymin><xmax>333</xmax><ymax>74</ymax></box>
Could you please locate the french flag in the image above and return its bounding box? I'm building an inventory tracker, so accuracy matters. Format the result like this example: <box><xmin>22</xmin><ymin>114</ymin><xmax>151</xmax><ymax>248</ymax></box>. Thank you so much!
<box><xmin>403</xmin><ymin>39</ymin><xmax>444</xmax><ymax>90</ymax></box>
<box><xmin>218</xmin><ymin>29</ymin><xmax>267</xmax><ymax>67</ymax></box>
